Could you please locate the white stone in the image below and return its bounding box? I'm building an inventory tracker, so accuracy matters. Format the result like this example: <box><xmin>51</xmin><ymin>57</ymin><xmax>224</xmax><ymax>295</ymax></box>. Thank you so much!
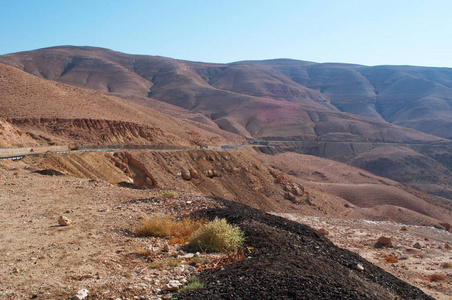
<box><xmin>163</xmin><ymin>280</ymin><xmax>182</xmax><ymax>291</ymax></box>
<box><xmin>72</xmin><ymin>289</ymin><xmax>88</xmax><ymax>300</ymax></box>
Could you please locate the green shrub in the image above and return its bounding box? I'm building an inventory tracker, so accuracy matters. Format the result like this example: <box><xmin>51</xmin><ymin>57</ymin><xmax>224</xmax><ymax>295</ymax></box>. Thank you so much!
<box><xmin>189</xmin><ymin>217</ymin><xmax>245</xmax><ymax>253</ymax></box>
<box><xmin>180</xmin><ymin>276</ymin><xmax>204</xmax><ymax>291</ymax></box>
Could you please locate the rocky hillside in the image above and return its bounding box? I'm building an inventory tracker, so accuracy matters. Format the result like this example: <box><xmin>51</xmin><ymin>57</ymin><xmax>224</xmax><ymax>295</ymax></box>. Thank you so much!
<box><xmin>0</xmin><ymin>63</ymin><xmax>243</xmax><ymax>147</ymax></box>
<box><xmin>1</xmin><ymin>46</ymin><xmax>449</xmax><ymax>141</ymax></box>
<box><xmin>22</xmin><ymin>149</ymin><xmax>452</xmax><ymax>229</ymax></box>
<box><xmin>2</xmin><ymin>47</ymin><xmax>451</xmax><ymax>203</ymax></box>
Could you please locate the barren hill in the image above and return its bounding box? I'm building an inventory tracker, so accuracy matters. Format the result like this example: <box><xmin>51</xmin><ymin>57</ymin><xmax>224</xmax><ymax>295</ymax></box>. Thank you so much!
<box><xmin>2</xmin><ymin>46</ymin><xmax>452</xmax><ymax>202</ymax></box>
<box><xmin>1</xmin><ymin>46</ymin><xmax>448</xmax><ymax>142</ymax></box>
<box><xmin>0</xmin><ymin>63</ymin><xmax>242</xmax><ymax>147</ymax></box>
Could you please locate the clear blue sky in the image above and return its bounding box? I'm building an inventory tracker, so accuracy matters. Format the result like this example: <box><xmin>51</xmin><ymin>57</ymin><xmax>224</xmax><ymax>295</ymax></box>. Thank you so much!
<box><xmin>1</xmin><ymin>0</ymin><xmax>451</xmax><ymax>67</ymax></box>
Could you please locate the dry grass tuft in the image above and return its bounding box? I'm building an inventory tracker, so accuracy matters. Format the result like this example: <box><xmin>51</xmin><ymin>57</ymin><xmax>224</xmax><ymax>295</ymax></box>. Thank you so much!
<box><xmin>161</xmin><ymin>190</ymin><xmax>179</xmax><ymax>199</ymax></box>
<box><xmin>148</xmin><ymin>257</ymin><xmax>181</xmax><ymax>269</ymax></box>
<box><xmin>189</xmin><ymin>217</ymin><xmax>245</xmax><ymax>253</ymax></box>
<box><xmin>134</xmin><ymin>214</ymin><xmax>205</xmax><ymax>243</ymax></box>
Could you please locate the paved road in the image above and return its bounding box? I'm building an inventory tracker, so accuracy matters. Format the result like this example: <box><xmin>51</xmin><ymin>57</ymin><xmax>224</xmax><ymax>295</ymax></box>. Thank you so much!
<box><xmin>0</xmin><ymin>144</ymin><xmax>244</xmax><ymax>161</ymax></box>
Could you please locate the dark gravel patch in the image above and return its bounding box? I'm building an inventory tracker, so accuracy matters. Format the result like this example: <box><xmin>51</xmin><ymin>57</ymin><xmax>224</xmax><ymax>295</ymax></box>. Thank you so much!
<box><xmin>176</xmin><ymin>197</ymin><xmax>433</xmax><ymax>300</ymax></box>
<box><xmin>33</xmin><ymin>169</ymin><xmax>65</xmax><ymax>176</ymax></box>
<box><xmin>117</xmin><ymin>181</ymin><xmax>146</xmax><ymax>189</ymax></box>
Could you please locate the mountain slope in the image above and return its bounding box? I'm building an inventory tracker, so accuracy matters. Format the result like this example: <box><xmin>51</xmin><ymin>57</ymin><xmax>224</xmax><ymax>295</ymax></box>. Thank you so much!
<box><xmin>1</xmin><ymin>46</ymin><xmax>448</xmax><ymax>142</ymax></box>
<box><xmin>0</xmin><ymin>63</ymin><xmax>242</xmax><ymax>146</ymax></box>
<box><xmin>2</xmin><ymin>46</ymin><xmax>452</xmax><ymax>201</ymax></box>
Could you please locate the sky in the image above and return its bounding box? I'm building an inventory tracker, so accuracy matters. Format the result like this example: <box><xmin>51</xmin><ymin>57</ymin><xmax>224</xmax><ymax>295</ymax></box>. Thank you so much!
<box><xmin>1</xmin><ymin>0</ymin><xmax>451</xmax><ymax>67</ymax></box>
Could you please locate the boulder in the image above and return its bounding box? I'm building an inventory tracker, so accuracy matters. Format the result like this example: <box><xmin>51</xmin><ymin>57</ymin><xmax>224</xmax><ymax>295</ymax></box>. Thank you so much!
<box><xmin>413</xmin><ymin>242</ymin><xmax>422</xmax><ymax>249</ymax></box>
<box><xmin>284</xmin><ymin>192</ymin><xmax>296</xmax><ymax>201</ymax></box>
<box><xmin>58</xmin><ymin>216</ymin><xmax>73</xmax><ymax>226</ymax></box>
<box><xmin>190</xmin><ymin>169</ymin><xmax>199</xmax><ymax>179</ymax></box>
<box><xmin>375</xmin><ymin>236</ymin><xmax>393</xmax><ymax>248</ymax></box>
<box><xmin>181</xmin><ymin>169</ymin><xmax>192</xmax><ymax>181</ymax></box>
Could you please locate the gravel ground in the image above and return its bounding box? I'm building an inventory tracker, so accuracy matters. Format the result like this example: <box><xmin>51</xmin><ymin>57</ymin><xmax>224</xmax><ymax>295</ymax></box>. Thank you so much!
<box><xmin>177</xmin><ymin>199</ymin><xmax>434</xmax><ymax>299</ymax></box>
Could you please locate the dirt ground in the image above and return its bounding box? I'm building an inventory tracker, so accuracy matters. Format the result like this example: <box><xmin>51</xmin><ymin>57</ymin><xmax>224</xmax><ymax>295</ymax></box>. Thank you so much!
<box><xmin>0</xmin><ymin>159</ymin><xmax>450</xmax><ymax>299</ymax></box>
<box><xmin>0</xmin><ymin>160</ymin><xmax>221</xmax><ymax>299</ymax></box>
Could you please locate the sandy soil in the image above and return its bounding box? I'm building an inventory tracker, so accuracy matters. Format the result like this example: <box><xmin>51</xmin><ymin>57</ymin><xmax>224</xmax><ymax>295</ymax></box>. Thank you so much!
<box><xmin>0</xmin><ymin>160</ymin><xmax>221</xmax><ymax>299</ymax></box>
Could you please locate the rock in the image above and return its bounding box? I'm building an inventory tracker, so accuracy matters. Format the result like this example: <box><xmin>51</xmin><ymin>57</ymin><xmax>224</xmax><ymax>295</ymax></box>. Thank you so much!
<box><xmin>145</xmin><ymin>177</ymin><xmax>154</xmax><ymax>186</ymax></box>
<box><xmin>204</xmin><ymin>170</ymin><xmax>214</xmax><ymax>178</ymax></box>
<box><xmin>400</xmin><ymin>226</ymin><xmax>408</xmax><ymax>231</ymax></box>
<box><xmin>284</xmin><ymin>192</ymin><xmax>296</xmax><ymax>201</ymax></box>
<box><xmin>344</xmin><ymin>203</ymin><xmax>354</xmax><ymax>208</ymax></box>
<box><xmin>181</xmin><ymin>169</ymin><xmax>191</xmax><ymax>181</ymax></box>
<box><xmin>190</xmin><ymin>169</ymin><xmax>199</xmax><ymax>179</ymax></box>
<box><xmin>163</xmin><ymin>280</ymin><xmax>182</xmax><ymax>291</ymax></box>
<box><xmin>284</xmin><ymin>183</ymin><xmax>304</xmax><ymax>196</ymax></box>
<box><xmin>356</xmin><ymin>263</ymin><xmax>364</xmax><ymax>271</ymax></box>
<box><xmin>58</xmin><ymin>216</ymin><xmax>73</xmax><ymax>226</ymax></box>
<box><xmin>413</xmin><ymin>242</ymin><xmax>422</xmax><ymax>249</ymax></box>
<box><xmin>444</xmin><ymin>242</ymin><xmax>451</xmax><ymax>250</ymax></box>
<box><xmin>375</xmin><ymin>236</ymin><xmax>393</xmax><ymax>248</ymax></box>
<box><xmin>162</xmin><ymin>244</ymin><xmax>170</xmax><ymax>252</ymax></box>
<box><xmin>72</xmin><ymin>289</ymin><xmax>88</xmax><ymax>300</ymax></box>
<box><xmin>317</xmin><ymin>228</ymin><xmax>329</xmax><ymax>235</ymax></box>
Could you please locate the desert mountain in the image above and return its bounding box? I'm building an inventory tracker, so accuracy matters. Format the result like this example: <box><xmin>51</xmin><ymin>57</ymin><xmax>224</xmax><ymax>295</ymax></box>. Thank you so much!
<box><xmin>0</xmin><ymin>63</ymin><xmax>242</xmax><ymax>147</ymax></box>
<box><xmin>1</xmin><ymin>46</ymin><xmax>449</xmax><ymax>141</ymax></box>
<box><xmin>1</xmin><ymin>46</ymin><xmax>452</xmax><ymax>201</ymax></box>
<box><xmin>1</xmin><ymin>47</ymin><xmax>451</xmax><ymax>299</ymax></box>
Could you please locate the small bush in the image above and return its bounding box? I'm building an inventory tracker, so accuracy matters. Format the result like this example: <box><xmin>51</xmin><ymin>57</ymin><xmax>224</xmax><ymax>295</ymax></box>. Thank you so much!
<box><xmin>189</xmin><ymin>217</ymin><xmax>245</xmax><ymax>253</ymax></box>
<box><xmin>180</xmin><ymin>276</ymin><xmax>204</xmax><ymax>291</ymax></box>
<box><xmin>134</xmin><ymin>214</ymin><xmax>205</xmax><ymax>243</ymax></box>
<box><xmin>161</xmin><ymin>190</ymin><xmax>179</xmax><ymax>199</ymax></box>
<box><xmin>148</xmin><ymin>257</ymin><xmax>181</xmax><ymax>269</ymax></box>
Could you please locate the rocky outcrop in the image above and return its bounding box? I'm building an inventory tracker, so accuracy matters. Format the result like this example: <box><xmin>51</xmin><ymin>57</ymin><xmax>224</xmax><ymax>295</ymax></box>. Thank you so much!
<box><xmin>124</xmin><ymin>152</ymin><xmax>159</xmax><ymax>188</ymax></box>
<box><xmin>8</xmin><ymin>117</ymin><xmax>167</xmax><ymax>145</ymax></box>
<box><xmin>0</xmin><ymin>118</ymin><xmax>37</xmax><ymax>148</ymax></box>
